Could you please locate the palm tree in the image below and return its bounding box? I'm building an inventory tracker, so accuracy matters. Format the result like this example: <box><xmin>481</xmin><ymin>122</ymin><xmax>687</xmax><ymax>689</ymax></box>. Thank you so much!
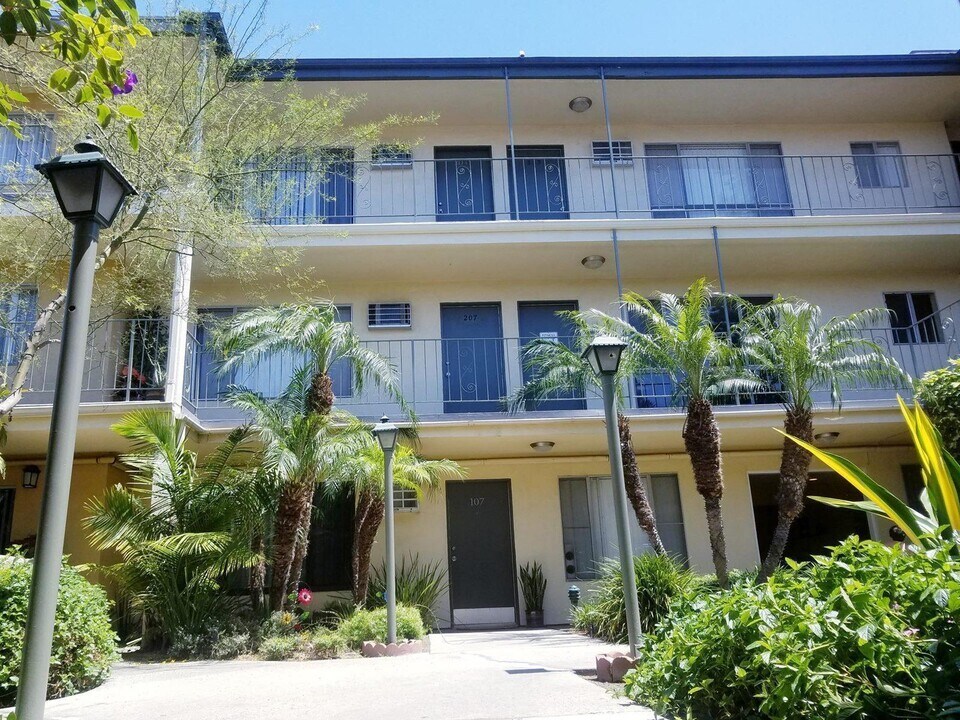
<box><xmin>737</xmin><ymin>298</ymin><xmax>907</xmax><ymax>581</ymax></box>
<box><xmin>508</xmin><ymin>312</ymin><xmax>668</xmax><ymax>556</ymax></box>
<box><xmin>216</xmin><ymin>301</ymin><xmax>405</xmax><ymax>416</ymax></box>
<box><xmin>598</xmin><ymin>279</ymin><xmax>756</xmax><ymax>587</ymax></box>
<box><xmin>217</xmin><ymin>301</ymin><xmax>409</xmax><ymax>607</ymax></box>
<box><xmin>228</xmin><ymin>368</ymin><xmax>370</xmax><ymax>611</ymax></box>
<box><xmin>85</xmin><ymin>410</ymin><xmax>264</xmax><ymax>644</ymax></box>
<box><xmin>326</xmin><ymin>439</ymin><xmax>465</xmax><ymax>604</ymax></box>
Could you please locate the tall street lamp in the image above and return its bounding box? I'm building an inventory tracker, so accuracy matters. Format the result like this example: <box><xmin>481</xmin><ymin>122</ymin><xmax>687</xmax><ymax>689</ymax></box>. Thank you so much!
<box><xmin>581</xmin><ymin>335</ymin><xmax>642</xmax><ymax>657</ymax></box>
<box><xmin>17</xmin><ymin>140</ymin><xmax>136</xmax><ymax>720</ymax></box>
<box><xmin>372</xmin><ymin>415</ymin><xmax>399</xmax><ymax>645</ymax></box>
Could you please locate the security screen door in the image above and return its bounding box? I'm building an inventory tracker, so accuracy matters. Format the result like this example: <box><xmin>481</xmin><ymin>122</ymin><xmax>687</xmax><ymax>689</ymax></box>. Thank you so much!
<box><xmin>440</xmin><ymin>303</ymin><xmax>507</xmax><ymax>414</ymax></box>
<box><xmin>434</xmin><ymin>146</ymin><xmax>495</xmax><ymax>221</ymax></box>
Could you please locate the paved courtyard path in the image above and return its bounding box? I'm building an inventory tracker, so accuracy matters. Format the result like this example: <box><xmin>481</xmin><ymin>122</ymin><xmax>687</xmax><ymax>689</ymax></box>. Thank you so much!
<box><xmin>28</xmin><ymin>628</ymin><xmax>655</xmax><ymax>720</ymax></box>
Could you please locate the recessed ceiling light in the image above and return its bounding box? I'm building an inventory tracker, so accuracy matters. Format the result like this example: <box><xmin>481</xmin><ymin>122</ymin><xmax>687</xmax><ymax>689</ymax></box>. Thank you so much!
<box><xmin>530</xmin><ymin>441</ymin><xmax>555</xmax><ymax>452</ymax></box>
<box><xmin>569</xmin><ymin>96</ymin><xmax>593</xmax><ymax>113</ymax></box>
<box><xmin>581</xmin><ymin>255</ymin><xmax>605</xmax><ymax>269</ymax></box>
<box><xmin>814</xmin><ymin>431</ymin><xmax>840</xmax><ymax>441</ymax></box>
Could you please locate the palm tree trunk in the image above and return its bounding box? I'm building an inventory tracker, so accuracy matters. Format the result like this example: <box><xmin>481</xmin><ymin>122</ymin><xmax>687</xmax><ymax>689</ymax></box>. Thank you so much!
<box><xmin>308</xmin><ymin>372</ymin><xmax>335</xmax><ymax>416</ymax></box>
<box><xmin>250</xmin><ymin>532</ymin><xmax>266</xmax><ymax>614</ymax></box>
<box><xmin>286</xmin><ymin>491</ymin><xmax>315</xmax><ymax>597</ymax></box>
<box><xmin>269</xmin><ymin>481</ymin><xmax>313</xmax><ymax>611</ymax></box>
<box><xmin>351</xmin><ymin>489</ymin><xmax>385</xmax><ymax>605</ymax></box>
<box><xmin>683</xmin><ymin>397</ymin><xmax>728</xmax><ymax>587</ymax></box>
<box><xmin>758</xmin><ymin>407</ymin><xmax>814</xmax><ymax>582</ymax></box>
<box><xmin>618</xmin><ymin>412</ymin><xmax>666</xmax><ymax>555</ymax></box>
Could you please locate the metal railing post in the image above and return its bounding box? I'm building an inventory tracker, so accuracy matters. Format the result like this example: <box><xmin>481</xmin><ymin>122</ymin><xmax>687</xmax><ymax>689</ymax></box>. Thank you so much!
<box><xmin>125</xmin><ymin>318</ymin><xmax>136</xmax><ymax>401</ymax></box>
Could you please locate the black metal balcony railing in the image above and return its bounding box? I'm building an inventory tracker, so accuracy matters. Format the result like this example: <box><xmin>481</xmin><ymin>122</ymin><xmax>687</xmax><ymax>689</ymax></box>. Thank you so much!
<box><xmin>4</xmin><ymin>317</ymin><xmax>169</xmax><ymax>404</ymax></box>
<box><xmin>182</xmin><ymin>301</ymin><xmax>960</xmax><ymax>423</ymax></box>
<box><xmin>247</xmin><ymin>153</ymin><xmax>960</xmax><ymax>225</ymax></box>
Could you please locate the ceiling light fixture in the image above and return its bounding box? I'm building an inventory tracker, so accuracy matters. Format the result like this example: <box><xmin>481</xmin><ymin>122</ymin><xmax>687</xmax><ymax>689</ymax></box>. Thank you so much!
<box><xmin>568</xmin><ymin>96</ymin><xmax>593</xmax><ymax>113</ymax></box>
<box><xmin>814</xmin><ymin>431</ymin><xmax>840</xmax><ymax>442</ymax></box>
<box><xmin>530</xmin><ymin>441</ymin><xmax>555</xmax><ymax>452</ymax></box>
<box><xmin>581</xmin><ymin>255</ymin><xmax>605</xmax><ymax>269</ymax></box>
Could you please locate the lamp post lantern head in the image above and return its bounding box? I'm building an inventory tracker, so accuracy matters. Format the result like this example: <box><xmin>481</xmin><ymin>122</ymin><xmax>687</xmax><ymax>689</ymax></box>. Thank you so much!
<box><xmin>582</xmin><ymin>335</ymin><xmax>627</xmax><ymax>376</ymax></box>
<box><xmin>372</xmin><ymin>415</ymin><xmax>399</xmax><ymax>452</ymax></box>
<box><xmin>35</xmin><ymin>139</ymin><xmax>136</xmax><ymax>228</ymax></box>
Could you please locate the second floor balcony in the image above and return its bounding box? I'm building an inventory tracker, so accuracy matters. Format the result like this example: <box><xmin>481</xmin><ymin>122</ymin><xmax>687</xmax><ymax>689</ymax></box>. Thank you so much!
<box><xmin>181</xmin><ymin>300</ymin><xmax>960</xmax><ymax>425</ymax></box>
<box><xmin>247</xmin><ymin>149</ymin><xmax>960</xmax><ymax>226</ymax></box>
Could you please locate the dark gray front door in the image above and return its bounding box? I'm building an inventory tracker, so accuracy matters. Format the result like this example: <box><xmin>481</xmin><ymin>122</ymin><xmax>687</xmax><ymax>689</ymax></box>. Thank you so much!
<box><xmin>440</xmin><ymin>303</ymin><xmax>507</xmax><ymax>414</ymax></box>
<box><xmin>446</xmin><ymin>480</ymin><xmax>517</xmax><ymax>625</ymax></box>
<box><xmin>518</xmin><ymin>301</ymin><xmax>586</xmax><ymax>411</ymax></box>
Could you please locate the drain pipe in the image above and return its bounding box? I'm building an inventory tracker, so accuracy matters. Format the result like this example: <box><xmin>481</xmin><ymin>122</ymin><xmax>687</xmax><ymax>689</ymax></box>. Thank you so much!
<box><xmin>712</xmin><ymin>225</ymin><xmax>733</xmax><ymax>333</ymax></box>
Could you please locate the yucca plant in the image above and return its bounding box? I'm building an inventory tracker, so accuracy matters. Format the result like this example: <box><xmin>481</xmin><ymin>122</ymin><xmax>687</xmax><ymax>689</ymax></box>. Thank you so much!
<box><xmin>786</xmin><ymin>397</ymin><xmax>960</xmax><ymax>549</ymax></box>
<box><xmin>368</xmin><ymin>554</ymin><xmax>449</xmax><ymax>628</ymax></box>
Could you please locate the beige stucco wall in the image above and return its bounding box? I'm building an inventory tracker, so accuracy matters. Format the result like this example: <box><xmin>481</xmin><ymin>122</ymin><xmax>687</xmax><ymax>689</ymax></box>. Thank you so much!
<box><xmin>358</xmin><ymin>442</ymin><xmax>917</xmax><ymax>627</ymax></box>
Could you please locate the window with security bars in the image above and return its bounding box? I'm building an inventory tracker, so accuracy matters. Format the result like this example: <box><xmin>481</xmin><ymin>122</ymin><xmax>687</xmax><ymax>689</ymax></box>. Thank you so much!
<box><xmin>884</xmin><ymin>292</ymin><xmax>941</xmax><ymax>345</ymax></box>
<box><xmin>559</xmin><ymin>474</ymin><xmax>687</xmax><ymax>580</ymax></box>
<box><xmin>592</xmin><ymin>140</ymin><xmax>634</xmax><ymax>165</ymax></box>
<box><xmin>851</xmin><ymin>142</ymin><xmax>907</xmax><ymax>189</ymax></box>
<box><xmin>394</xmin><ymin>486</ymin><xmax>419</xmax><ymax>511</ymax></box>
<box><xmin>368</xmin><ymin>302</ymin><xmax>411</xmax><ymax>328</ymax></box>
<box><xmin>371</xmin><ymin>144</ymin><xmax>413</xmax><ymax>168</ymax></box>
<box><xmin>0</xmin><ymin>287</ymin><xmax>37</xmax><ymax>366</ymax></box>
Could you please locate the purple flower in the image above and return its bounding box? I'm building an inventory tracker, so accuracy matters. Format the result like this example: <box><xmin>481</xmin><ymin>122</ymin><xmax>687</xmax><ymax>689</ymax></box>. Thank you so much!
<box><xmin>113</xmin><ymin>70</ymin><xmax>139</xmax><ymax>96</ymax></box>
<box><xmin>110</xmin><ymin>85</ymin><xmax>123</xmax><ymax>96</ymax></box>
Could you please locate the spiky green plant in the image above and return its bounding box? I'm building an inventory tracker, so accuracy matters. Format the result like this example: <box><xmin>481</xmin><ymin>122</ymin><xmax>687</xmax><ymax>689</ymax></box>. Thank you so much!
<box><xmin>368</xmin><ymin>554</ymin><xmax>449</xmax><ymax>628</ymax></box>
<box><xmin>518</xmin><ymin>561</ymin><xmax>547</xmax><ymax>612</ymax></box>
<box><xmin>84</xmin><ymin>410</ymin><xmax>266</xmax><ymax>644</ymax></box>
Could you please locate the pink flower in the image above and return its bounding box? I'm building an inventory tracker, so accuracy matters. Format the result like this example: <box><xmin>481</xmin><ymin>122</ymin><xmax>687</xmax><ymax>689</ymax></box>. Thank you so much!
<box><xmin>297</xmin><ymin>588</ymin><xmax>313</xmax><ymax>606</ymax></box>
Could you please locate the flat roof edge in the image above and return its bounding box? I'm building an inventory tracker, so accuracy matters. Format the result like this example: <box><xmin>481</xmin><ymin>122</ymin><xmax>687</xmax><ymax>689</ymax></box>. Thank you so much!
<box><xmin>234</xmin><ymin>53</ymin><xmax>960</xmax><ymax>82</ymax></box>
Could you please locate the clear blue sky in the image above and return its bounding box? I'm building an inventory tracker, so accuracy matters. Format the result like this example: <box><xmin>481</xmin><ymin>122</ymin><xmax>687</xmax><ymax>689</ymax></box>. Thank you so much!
<box><xmin>171</xmin><ymin>0</ymin><xmax>960</xmax><ymax>59</ymax></box>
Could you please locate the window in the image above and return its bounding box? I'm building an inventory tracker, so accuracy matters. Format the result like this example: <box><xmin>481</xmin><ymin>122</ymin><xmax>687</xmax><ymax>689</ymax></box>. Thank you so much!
<box><xmin>645</xmin><ymin>143</ymin><xmax>792</xmax><ymax>218</ymax></box>
<box><xmin>248</xmin><ymin>149</ymin><xmax>354</xmax><ymax>225</ymax></box>
<box><xmin>0</xmin><ymin>488</ymin><xmax>14</xmax><ymax>552</ymax></box>
<box><xmin>368</xmin><ymin>302</ymin><xmax>411</xmax><ymax>329</ymax></box>
<box><xmin>371</xmin><ymin>144</ymin><xmax>413</xmax><ymax>168</ymax></box>
<box><xmin>559</xmin><ymin>474</ymin><xmax>687</xmax><ymax>580</ymax></box>
<box><xmin>884</xmin><ymin>292</ymin><xmax>942</xmax><ymax>344</ymax></box>
<box><xmin>394</xmin><ymin>486</ymin><xmax>419</xmax><ymax>512</ymax></box>
<box><xmin>851</xmin><ymin>142</ymin><xmax>906</xmax><ymax>189</ymax></box>
<box><xmin>0</xmin><ymin>115</ymin><xmax>53</xmax><ymax>189</ymax></box>
<box><xmin>0</xmin><ymin>287</ymin><xmax>37</xmax><ymax>366</ymax></box>
<box><xmin>592</xmin><ymin>140</ymin><xmax>634</xmax><ymax>165</ymax></box>
<box><xmin>192</xmin><ymin>305</ymin><xmax>354</xmax><ymax>402</ymax></box>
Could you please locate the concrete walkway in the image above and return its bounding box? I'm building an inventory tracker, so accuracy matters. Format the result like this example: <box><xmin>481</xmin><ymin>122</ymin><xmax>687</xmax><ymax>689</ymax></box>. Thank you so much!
<box><xmin>29</xmin><ymin>628</ymin><xmax>655</xmax><ymax>720</ymax></box>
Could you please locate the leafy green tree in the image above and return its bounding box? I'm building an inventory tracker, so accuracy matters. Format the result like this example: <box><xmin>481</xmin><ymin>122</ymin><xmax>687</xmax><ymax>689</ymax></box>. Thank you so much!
<box><xmin>84</xmin><ymin>410</ymin><xmax>264</xmax><ymax>644</ymax></box>
<box><xmin>227</xmin><ymin>368</ymin><xmax>370</xmax><ymax>612</ymax></box>
<box><xmin>916</xmin><ymin>358</ymin><xmax>960</xmax><ymax>459</ymax></box>
<box><xmin>600</xmin><ymin>279</ymin><xmax>755</xmax><ymax>586</ymax></box>
<box><xmin>508</xmin><ymin>311</ymin><xmax>667</xmax><ymax>555</ymax></box>
<box><xmin>326</xmin><ymin>439</ymin><xmax>464</xmax><ymax>604</ymax></box>
<box><xmin>0</xmin><ymin>0</ymin><xmax>149</xmax><ymax>137</ymax></box>
<box><xmin>737</xmin><ymin>299</ymin><xmax>906</xmax><ymax>580</ymax></box>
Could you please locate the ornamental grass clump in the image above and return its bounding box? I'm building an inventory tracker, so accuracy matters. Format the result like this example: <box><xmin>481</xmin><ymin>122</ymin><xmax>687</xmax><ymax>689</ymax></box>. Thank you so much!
<box><xmin>624</xmin><ymin>538</ymin><xmax>960</xmax><ymax>720</ymax></box>
<box><xmin>336</xmin><ymin>604</ymin><xmax>426</xmax><ymax>649</ymax></box>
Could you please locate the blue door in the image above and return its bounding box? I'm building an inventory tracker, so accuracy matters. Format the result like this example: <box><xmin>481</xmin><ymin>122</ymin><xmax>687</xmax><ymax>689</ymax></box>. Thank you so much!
<box><xmin>518</xmin><ymin>301</ymin><xmax>586</xmax><ymax>411</ymax></box>
<box><xmin>441</xmin><ymin>304</ymin><xmax>506</xmax><ymax>414</ymax></box>
<box><xmin>435</xmin><ymin>147</ymin><xmax>495</xmax><ymax>221</ymax></box>
<box><xmin>507</xmin><ymin>145</ymin><xmax>569</xmax><ymax>219</ymax></box>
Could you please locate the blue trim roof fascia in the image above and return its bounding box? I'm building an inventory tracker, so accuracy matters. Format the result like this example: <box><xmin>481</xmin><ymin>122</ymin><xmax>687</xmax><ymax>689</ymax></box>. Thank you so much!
<box><xmin>241</xmin><ymin>53</ymin><xmax>960</xmax><ymax>82</ymax></box>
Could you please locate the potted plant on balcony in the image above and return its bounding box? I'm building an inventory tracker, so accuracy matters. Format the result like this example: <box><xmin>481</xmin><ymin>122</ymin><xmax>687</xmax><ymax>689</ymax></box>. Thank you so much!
<box><xmin>519</xmin><ymin>561</ymin><xmax>546</xmax><ymax>628</ymax></box>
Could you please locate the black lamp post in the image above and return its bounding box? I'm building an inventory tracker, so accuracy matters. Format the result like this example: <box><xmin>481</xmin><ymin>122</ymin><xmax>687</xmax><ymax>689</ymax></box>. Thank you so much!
<box><xmin>16</xmin><ymin>140</ymin><xmax>135</xmax><ymax>720</ymax></box>
<box><xmin>581</xmin><ymin>334</ymin><xmax>642</xmax><ymax>657</ymax></box>
<box><xmin>372</xmin><ymin>415</ymin><xmax>399</xmax><ymax>644</ymax></box>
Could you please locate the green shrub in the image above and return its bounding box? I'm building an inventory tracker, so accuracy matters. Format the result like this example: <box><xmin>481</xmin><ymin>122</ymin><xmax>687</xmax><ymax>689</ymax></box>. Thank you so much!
<box><xmin>367</xmin><ymin>554</ymin><xmax>447</xmax><ymax>628</ymax></box>
<box><xmin>0</xmin><ymin>553</ymin><xmax>118</xmax><ymax>704</ymax></box>
<box><xmin>337</xmin><ymin>604</ymin><xmax>426</xmax><ymax>649</ymax></box>
<box><xmin>624</xmin><ymin>539</ymin><xmax>960</xmax><ymax>720</ymax></box>
<box><xmin>916</xmin><ymin>358</ymin><xmax>960</xmax><ymax>458</ymax></box>
<box><xmin>169</xmin><ymin>624</ymin><xmax>255</xmax><ymax>659</ymax></box>
<box><xmin>315</xmin><ymin>599</ymin><xmax>357</xmax><ymax>629</ymax></box>
<box><xmin>259</xmin><ymin>634</ymin><xmax>299</xmax><ymax>661</ymax></box>
<box><xmin>571</xmin><ymin>553</ymin><xmax>693</xmax><ymax>642</ymax></box>
<box><xmin>309</xmin><ymin>628</ymin><xmax>347</xmax><ymax>659</ymax></box>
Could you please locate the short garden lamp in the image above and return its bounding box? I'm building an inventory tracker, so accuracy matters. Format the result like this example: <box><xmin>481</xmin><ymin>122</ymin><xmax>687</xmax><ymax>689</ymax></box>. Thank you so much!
<box><xmin>581</xmin><ymin>334</ymin><xmax>627</xmax><ymax>376</ymax></box>
<box><xmin>582</xmin><ymin>333</ymin><xmax>642</xmax><ymax>657</ymax></box>
<box><xmin>372</xmin><ymin>416</ymin><xmax>399</xmax><ymax>645</ymax></box>
<box><xmin>17</xmin><ymin>140</ymin><xmax>136</xmax><ymax>720</ymax></box>
<box><xmin>36</xmin><ymin>139</ymin><xmax>137</xmax><ymax>228</ymax></box>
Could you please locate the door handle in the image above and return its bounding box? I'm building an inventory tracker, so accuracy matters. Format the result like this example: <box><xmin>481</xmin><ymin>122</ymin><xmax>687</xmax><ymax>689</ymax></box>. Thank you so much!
<box><xmin>451</xmin><ymin>555</ymin><xmax>457</xmax><ymax>562</ymax></box>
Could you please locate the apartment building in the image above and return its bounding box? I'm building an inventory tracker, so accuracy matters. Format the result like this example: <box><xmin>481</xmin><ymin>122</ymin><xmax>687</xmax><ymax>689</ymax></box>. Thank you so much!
<box><xmin>3</xmin><ymin>33</ymin><xmax>960</xmax><ymax>626</ymax></box>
